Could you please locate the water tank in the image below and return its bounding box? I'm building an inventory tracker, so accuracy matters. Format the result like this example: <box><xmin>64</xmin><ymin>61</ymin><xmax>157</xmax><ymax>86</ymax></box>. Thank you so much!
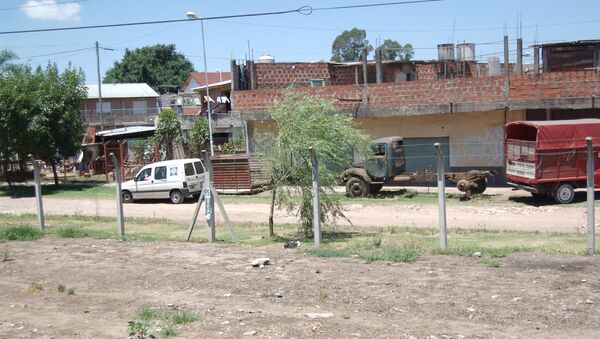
<box><xmin>437</xmin><ymin>43</ymin><xmax>455</xmax><ymax>61</ymax></box>
<box><xmin>457</xmin><ymin>43</ymin><xmax>475</xmax><ymax>61</ymax></box>
<box><xmin>257</xmin><ymin>55</ymin><xmax>275</xmax><ymax>63</ymax></box>
<box><xmin>488</xmin><ymin>57</ymin><xmax>501</xmax><ymax>76</ymax></box>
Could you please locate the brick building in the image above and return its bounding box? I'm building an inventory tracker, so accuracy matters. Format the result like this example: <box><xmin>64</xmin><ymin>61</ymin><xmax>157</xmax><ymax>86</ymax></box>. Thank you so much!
<box><xmin>230</xmin><ymin>44</ymin><xmax>600</xmax><ymax>182</ymax></box>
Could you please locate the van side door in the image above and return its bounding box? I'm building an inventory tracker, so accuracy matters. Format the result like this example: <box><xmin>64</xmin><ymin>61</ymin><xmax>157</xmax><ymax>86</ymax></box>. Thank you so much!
<box><xmin>133</xmin><ymin>167</ymin><xmax>154</xmax><ymax>199</ymax></box>
<box><xmin>152</xmin><ymin>165</ymin><xmax>170</xmax><ymax>199</ymax></box>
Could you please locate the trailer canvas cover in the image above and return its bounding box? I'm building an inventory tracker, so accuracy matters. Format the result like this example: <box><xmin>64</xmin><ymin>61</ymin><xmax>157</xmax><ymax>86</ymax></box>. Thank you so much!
<box><xmin>506</xmin><ymin>119</ymin><xmax>600</xmax><ymax>150</ymax></box>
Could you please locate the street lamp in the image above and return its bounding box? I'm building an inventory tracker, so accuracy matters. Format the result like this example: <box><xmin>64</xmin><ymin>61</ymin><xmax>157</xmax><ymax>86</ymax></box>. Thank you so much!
<box><xmin>186</xmin><ymin>11</ymin><xmax>214</xmax><ymax>156</ymax></box>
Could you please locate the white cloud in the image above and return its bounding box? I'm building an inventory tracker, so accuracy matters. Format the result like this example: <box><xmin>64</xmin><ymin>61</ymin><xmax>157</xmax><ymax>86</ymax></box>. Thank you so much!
<box><xmin>21</xmin><ymin>0</ymin><xmax>81</xmax><ymax>21</ymax></box>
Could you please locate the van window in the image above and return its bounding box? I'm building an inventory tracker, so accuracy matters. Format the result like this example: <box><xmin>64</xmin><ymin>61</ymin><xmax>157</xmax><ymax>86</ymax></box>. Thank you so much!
<box><xmin>155</xmin><ymin>166</ymin><xmax>166</xmax><ymax>180</ymax></box>
<box><xmin>193</xmin><ymin>161</ymin><xmax>204</xmax><ymax>174</ymax></box>
<box><xmin>184</xmin><ymin>163</ymin><xmax>195</xmax><ymax>176</ymax></box>
<box><xmin>136</xmin><ymin>168</ymin><xmax>152</xmax><ymax>181</ymax></box>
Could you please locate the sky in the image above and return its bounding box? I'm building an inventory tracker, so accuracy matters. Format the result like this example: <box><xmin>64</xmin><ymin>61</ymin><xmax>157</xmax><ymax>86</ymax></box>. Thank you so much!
<box><xmin>1</xmin><ymin>0</ymin><xmax>600</xmax><ymax>87</ymax></box>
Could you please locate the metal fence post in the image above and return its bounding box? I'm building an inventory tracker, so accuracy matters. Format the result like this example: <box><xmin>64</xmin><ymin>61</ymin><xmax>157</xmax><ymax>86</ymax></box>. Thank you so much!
<box><xmin>30</xmin><ymin>158</ymin><xmax>45</xmax><ymax>230</ymax></box>
<box><xmin>309</xmin><ymin>147</ymin><xmax>322</xmax><ymax>247</ymax></box>
<box><xmin>586</xmin><ymin>137</ymin><xmax>596</xmax><ymax>254</ymax></box>
<box><xmin>203</xmin><ymin>151</ymin><xmax>215</xmax><ymax>243</ymax></box>
<box><xmin>434</xmin><ymin>143</ymin><xmax>448</xmax><ymax>250</ymax></box>
<box><xmin>109</xmin><ymin>153</ymin><xmax>125</xmax><ymax>237</ymax></box>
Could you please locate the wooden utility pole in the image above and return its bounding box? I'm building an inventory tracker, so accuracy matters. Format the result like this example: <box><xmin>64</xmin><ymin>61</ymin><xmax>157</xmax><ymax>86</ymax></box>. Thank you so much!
<box><xmin>309</xmin><ymin>147</ymin><xmax>322</xmax><ymax>247</ymax></box>
<box><xmin>434</xmin><ymin>143</ymin><xmax>447</xmax><ymax>250</ymax></box>
<box><xmin>586</xmin><ymin>137</ymin><xmax>596</xmax><ymax>254</ymax></box>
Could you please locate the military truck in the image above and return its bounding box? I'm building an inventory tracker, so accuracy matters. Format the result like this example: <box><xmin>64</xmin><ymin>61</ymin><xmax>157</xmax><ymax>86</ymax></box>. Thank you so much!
<box><xmin>341</xmin><ymin>136</ymin><xmax>495</xmax><ymax>198</ymax></box>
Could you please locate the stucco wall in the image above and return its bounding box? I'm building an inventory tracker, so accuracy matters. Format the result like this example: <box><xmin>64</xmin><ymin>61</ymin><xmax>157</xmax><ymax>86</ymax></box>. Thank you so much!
<box><xmin>355</xmin><ymin>110</ymin><xmax>511</xmax><ymax>168</ymax></box>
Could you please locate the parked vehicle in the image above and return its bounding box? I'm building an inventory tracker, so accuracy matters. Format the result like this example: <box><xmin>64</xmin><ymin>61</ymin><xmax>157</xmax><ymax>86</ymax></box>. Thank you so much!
<box><xmin>505</xmin><ymin>119</ymin><xmax>600</xmax><ymax>204</ymax></box>
<box><xmin>341</xmin><ymin>136</ymin><xmax>494</xmax><ymax>197</ymax></box>
<box><xmin>121</xmin><ymin>158</ymin><xmax>205</xmax><ymax>204</ymax></box>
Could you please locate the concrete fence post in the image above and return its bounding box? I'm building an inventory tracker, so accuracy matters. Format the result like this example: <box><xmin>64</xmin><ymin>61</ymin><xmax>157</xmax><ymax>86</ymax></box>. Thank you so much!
<box><xmin>309</xmin><ymin>147</ymin><xmax>322</xmax><ymax>247</ymax></box>
<box><xmin>586</xmin><ymin>137</ymin><xmax>596</xmax><ymax>254</ymax></box>
<box><xmin>109</xmin><ymin>153</ymin><xmax>125</xmax><ymax>237</ymax></box>
<box><xmin>434</xmin><ymin>143</ymin><xmax>448</xmax><ymax>250</ymax></box>
<box><xmin>30</xmin><ymin>157</ymin><xmax>45</xmax><ymax>230</ymax></box>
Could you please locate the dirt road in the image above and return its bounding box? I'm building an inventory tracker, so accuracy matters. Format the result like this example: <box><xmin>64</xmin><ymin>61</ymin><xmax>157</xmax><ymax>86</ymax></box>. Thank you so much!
<box><xmin>0</xmin><ymin>193</ymin><xmax>592</xmax><ymax>232</ymax></box>
<box><xmin>1</xmin><ymin>238</ymin><xmax>599</xmax><ymax>338</ymax></box>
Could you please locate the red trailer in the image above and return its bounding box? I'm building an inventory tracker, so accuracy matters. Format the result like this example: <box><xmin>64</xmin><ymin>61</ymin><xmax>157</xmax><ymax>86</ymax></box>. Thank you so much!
<box><xmin>505</xmin><ymin>119</ymin><xmax>600</xmax><ymax>204</ymax></box>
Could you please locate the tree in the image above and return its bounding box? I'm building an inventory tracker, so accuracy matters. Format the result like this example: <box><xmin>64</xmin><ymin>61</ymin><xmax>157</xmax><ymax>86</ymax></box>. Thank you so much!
<box><xmin>104</xmin><ymin>44</ymin><xmax>194</xmax><ymax>94</ymax></box>
<box><xmin>331</xmin><ymin>28</ymin><xmax>373</xmax><ymax>62</ymax></box>
<box><xmin>188</xmin><ymin>118</ymin><xmax>209</xmax><ymax>157</ymax></box>
<box><xmin>0</xmin><ymin>49</ymin><xmax>18</xmax><ymax>75</ymax></box>
<box><xmin>0</xmin><ymin>63</ymin><xmax>86</xmax><ymax>185</ymax></box>
<box><xmin>154</xmin><ymin>109</ymin><xmax>182</xmax><ymax>160</ymax></box>
<box><xmin>257</xmin><ymin>89</ymin><xmax>371</xmax><ymax>236</ymax></box>
<box><xmin>378</xmin><ymin>39</ymin><xmax>414</xmax><ymax>61</ymax></box>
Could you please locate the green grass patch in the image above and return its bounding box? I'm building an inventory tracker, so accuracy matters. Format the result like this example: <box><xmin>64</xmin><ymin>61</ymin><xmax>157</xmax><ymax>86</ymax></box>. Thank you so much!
<box><xmin>170</xmin><ymin>311</ymin><xmax>198</xmax><ymax>325</ymax></box>
<box><xmin>57</xmin><ymin>284</ymin><xmax>66</xmax><ymax>293</ymax></box>
<box><xmin>163</xmin><ymin>327</ymin><xmax>177</xmax><ymax>337</ymax></box>
<box><xmin>0</xmin><ymin>225</ymin><xmax>44</xmax><ymax>241</ymax></box>
<box><xmin>137</xmin><ymin>308</ymin><xmax>162</xmax><ymax>321</ymax></box>
<box><xmin>0</xmin><ymin>184</ymin><xmax>113</xmax><ymax>199</ymax></box>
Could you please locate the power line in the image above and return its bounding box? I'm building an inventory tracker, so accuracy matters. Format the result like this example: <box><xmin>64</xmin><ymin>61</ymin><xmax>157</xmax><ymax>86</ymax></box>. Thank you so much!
<box><xmin>0</xmin><ymin>1</ymin><xmax>444</xmax><ymax>35</ymax></box>
<box><xmin>0</xmin><ymin>0</ymin><xmax>91</xmax><ymax>11</ymax></box>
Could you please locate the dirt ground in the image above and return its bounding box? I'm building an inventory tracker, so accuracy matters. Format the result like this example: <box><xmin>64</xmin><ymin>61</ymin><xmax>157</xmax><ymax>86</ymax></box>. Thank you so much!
<box><xmin>0</xmin><ymin>187</ymin><xmax>594</xmax><ymax>232</ymax></box>
<box><xmin>1</xmin><ymin>238</ymin><xmax>599</xmax><ymax>338</ymax></box>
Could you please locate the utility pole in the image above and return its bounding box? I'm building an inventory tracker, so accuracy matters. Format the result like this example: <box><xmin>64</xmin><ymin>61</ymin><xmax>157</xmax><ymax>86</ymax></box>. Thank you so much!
<box><xmin>96</xmin><ymin>41</ymin><xmax>104</xmax><ymax>130</ymax></box>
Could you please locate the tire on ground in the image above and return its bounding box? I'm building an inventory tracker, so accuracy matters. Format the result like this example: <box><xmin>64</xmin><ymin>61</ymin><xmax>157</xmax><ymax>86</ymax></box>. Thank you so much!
<box><xmin>122</xmin><ymin>190</ymin><xmax>133</xmax><ymax>203</ymax></box>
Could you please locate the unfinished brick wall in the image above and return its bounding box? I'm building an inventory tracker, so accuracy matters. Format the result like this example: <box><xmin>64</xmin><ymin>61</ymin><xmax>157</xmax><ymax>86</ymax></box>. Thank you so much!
<box><xmin>416</xmin><ymin>64</ymin><xmax>437</xmax><ymax>81</ymax></box>
<box><xmin>233</xmin><ymin>70</ymin><xmax>600</xmax><ymax>114</ymax></box>
<box><xmin>254</xmin><ymin>62</ymin><xmax>332</xmax><ymax>89</ymax></box>
<box><xmin>510</xmin><ymin>71</ymin><xmax>600</xmax><ymax>99</ymax></box>
<box><xmin>331</xmin><ymin>65</ymin><xmax>360</xmax><ymax>85</ymax></box>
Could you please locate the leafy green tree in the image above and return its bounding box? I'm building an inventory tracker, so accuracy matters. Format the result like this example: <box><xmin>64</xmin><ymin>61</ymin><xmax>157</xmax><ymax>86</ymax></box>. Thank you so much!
<box><xmin>188</xmin><ymin>118</ymin><xmax>209</xmax><ymax>157</ymax></box>
<box><xmin>104</xmin><ymin>44</ymin><xmax>193</xmax><ymax>94</ymax></box>
<box><xmin>155</xmin><ymin>109</ymin><xmax>182</xmax><ymax>160</ymax></box>
<box><xmin>0</xmin><ymin>49</ymin><xmax>18</xmax><ymax>75</ymax></box>
<box><xmin>378</xmin><ymin>39</ymin><xmax>414</xmax><ymax>61</ymax></box>
<box><xmin>0</xmin><ymin>63</ymin><xmax>86</xmax><ymax>185</ymax></box>
<box><xmin>331</xmin><ymin>28</ymin><xmax>373</xmax><ymax>62</ymax></box>
<box><xmin>257</xmin><ymin>90</ymin><xmax>371</xmax><ymax>236</ymax></box>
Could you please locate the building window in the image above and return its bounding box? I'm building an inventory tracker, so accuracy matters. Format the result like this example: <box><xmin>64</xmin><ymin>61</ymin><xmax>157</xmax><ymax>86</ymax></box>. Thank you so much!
<box><xmin>309</xmin><ymin>79</ymin><xmax>325</xmax><ymax>87</ymax></box>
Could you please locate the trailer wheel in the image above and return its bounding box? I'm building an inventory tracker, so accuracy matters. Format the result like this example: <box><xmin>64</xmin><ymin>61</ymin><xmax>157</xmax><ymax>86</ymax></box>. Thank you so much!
<box><xmin>346</xmin><ymin>177</ymin><xmax>368</xmax><ymax>198</ymax></box>
<box><xmin>553</xmin><ymin>183</ymin><xmax>575</xmax><ymax>204</ymax></box>
<box><xmin>472</xmin><ymin>178</ymin><xmax>488</xmax><ymax>194</ymax></box>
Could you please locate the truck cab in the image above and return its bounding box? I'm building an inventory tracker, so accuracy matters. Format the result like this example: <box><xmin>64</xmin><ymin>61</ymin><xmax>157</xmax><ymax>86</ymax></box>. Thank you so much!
<box><xmin>342</xmin><ymin>137</ymin><xmax>405</xmax><ymax>197</ymax></box>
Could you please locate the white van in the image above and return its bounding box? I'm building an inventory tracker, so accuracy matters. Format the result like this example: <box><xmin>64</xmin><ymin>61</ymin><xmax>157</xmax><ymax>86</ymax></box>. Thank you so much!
<box><xmin>121</xmin><ymin>158</ymin><xmax>205</xmax><ymax>204</ymax></box>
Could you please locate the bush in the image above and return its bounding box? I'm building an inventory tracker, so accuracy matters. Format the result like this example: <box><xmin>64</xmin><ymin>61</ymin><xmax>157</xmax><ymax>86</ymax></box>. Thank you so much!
<box><xmin>0</xmin><ymin>226</ymin><xmax>43</xmax><ymax>241</ymax></box>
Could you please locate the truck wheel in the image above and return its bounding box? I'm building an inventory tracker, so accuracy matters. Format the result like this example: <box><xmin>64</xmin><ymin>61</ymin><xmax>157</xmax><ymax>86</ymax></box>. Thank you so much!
<box><xmin>170</xmin><ymin>190</ymin><xmax>185</xmax><ymax>204</ymax></box>
<box><xmin>553</xmin><ymin>183</ymin><xmax>575</xmax><ymax>204</ymax></box>
<box><xmin>346</xmin><ymin>177</ymin><xmax>368</xmax><ymax>198</ymax></box>
<box><xmin>122</xmin><ymin>190</ymin><xmax>133</xmax><ymax>203</ymax></box>
<box><xmin>369</xmin><ymin>184</ymin><xmax>384</xmax><ymax>194</ymax></box>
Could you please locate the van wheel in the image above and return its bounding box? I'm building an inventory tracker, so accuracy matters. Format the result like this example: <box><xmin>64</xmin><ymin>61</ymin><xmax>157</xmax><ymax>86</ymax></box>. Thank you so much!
<box><xmin>170</xmin><ymin>190</ymin><xmax>184</xmax><ymax>204</ymax></box>
<box><xmin>122</xmin><ymin>190</ymin><xmax>133</xmax><ymax>203</ymax></box>
<box><xmin>553</xmin><ymin>183</ymin><xmax>575</xmax><ymax>204</ymax></box>
<box><xmin>346</xmin><ymin>177</ymin><xmax>368</xmax><ymax>198</ymax></box>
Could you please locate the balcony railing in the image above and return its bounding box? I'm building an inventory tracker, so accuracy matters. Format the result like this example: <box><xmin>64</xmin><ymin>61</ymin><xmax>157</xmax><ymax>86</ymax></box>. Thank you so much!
<box><xmin>80</xmin><ymin>108</ymin><xmax>160</xmax><ymax>127</ymax></box>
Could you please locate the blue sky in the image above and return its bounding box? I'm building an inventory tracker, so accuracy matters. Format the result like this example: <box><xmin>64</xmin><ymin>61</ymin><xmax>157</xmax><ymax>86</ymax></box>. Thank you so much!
<box><xmin>1</xmin><ymin>0</ymin><xmax>599</xmax><ymax>87</ymax></box>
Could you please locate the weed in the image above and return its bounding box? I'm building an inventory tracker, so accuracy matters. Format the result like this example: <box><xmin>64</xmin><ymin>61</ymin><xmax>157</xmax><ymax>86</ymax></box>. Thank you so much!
<box><xmin>307</xmin><ymin>247</ymin><xmax>350</xmax><ymax>258</ymax></box>
<box><xmin>371</xmin><ymin>236</ymin><xmax>382</xmax><ymax>248</ymax></box>
<box><xmin>29</xmin><ymin>281</ymin><xmax>43</xmax><ymax>293</ymax></box>
<box><xmin>171</xmin><ymin>311</ymin><xmax>198</xmax><ymax>325</ymax></box>
<box><xmin>138</xmin><ymin>308</ymin><xmax>162</xmax><ymax>321</ymax></box>
<box><xmin>162</xmin><ymin>327</ymin><xmax>177</xmax><ymax>337</ymax></box>
<box><xmin>318</xmin><ymin>291</ymin><xmax>329</xmax><ymax>301</ymax></box>
<box><xmin>0</xmin><ymin>226</ymin><xmax>43</xmax><ymax>241</ymax></box>
<box><xmin>57</xmin><ymin>227</ymin><xmax>88</xmax><ymax>238</ymax></box>
<box><xmin>57</xmin><ymin>284</ymin><xmax>66</xmax><ymax>293</ymax></box>
<box><xmin>480</xmin><ymin>258</ymin><xmax>501</xmax><ymax>268</ymax></box>
<box><xmin>1</xmin><ymin>249</ymin><xmax>9</xmax><ymax>261</ymax></box>
<box><xmin>127</xmin><ymin>320</ymin><xmax>155</xmax><ymax>339</ymax></box>
<box><xmin>67</xmin><ymin>288</ymin><xmax>75</xmax><ymax>295</ymax></box>
<box><xmin>342</xmin><ymin>314</ymin><xmax>350</xmax><ymax>320</ymax></box>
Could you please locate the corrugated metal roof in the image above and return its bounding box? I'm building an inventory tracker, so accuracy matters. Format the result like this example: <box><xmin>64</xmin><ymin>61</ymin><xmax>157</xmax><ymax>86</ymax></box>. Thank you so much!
<box><xmin>86</xmin><ymin>83</ymin><xmax>159</xmax><ymax>99</ymax></box>
<box><xmin>190</xmin><ymin>79</ymin><xmax>232</xmax><ymax>91</ymax></box>
<box><xmin>96</xmin><ymin>125</ymin><xmax>156</xmax><ymax>137</ymax></box>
